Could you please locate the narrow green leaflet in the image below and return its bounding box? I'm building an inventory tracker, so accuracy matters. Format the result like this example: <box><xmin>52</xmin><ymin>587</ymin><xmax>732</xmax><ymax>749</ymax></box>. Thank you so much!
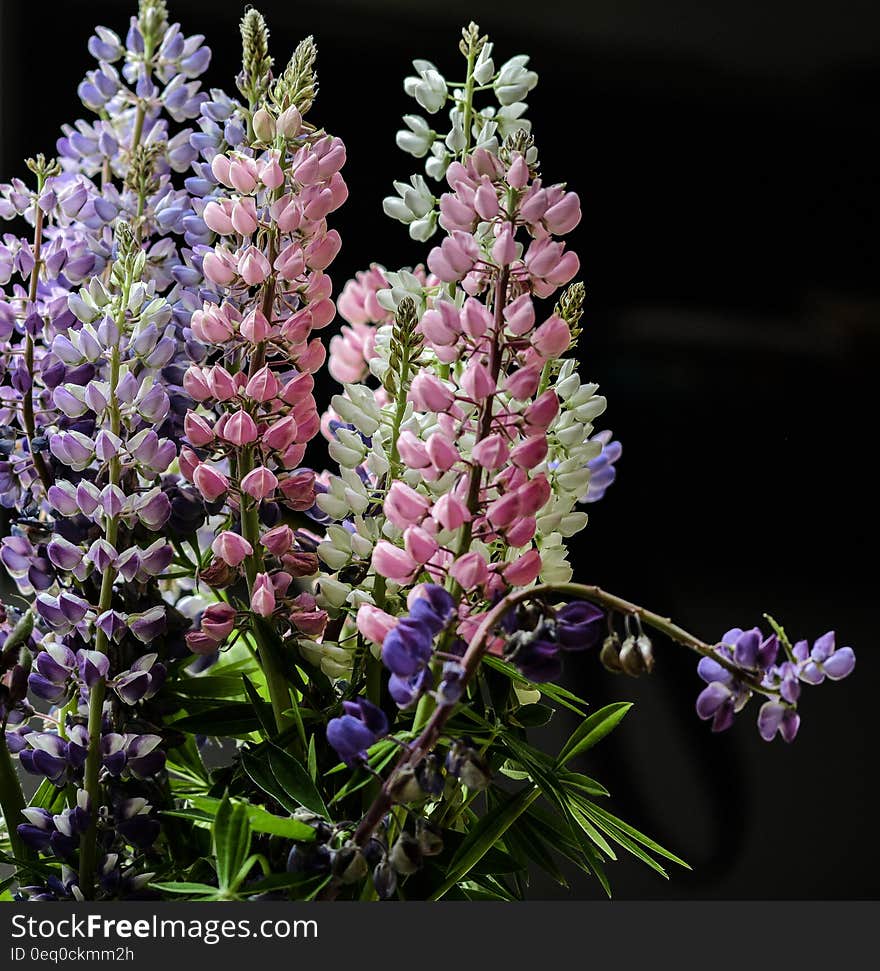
<box><xmin>577</xmin><ymin>800</ymin><xmax>690</xmax><ymax>870</ymax></box>
<box><xmin>172</xmin><ymin>702</ymin><xmax>272</xmax><ymax>737</ymax></box>
<box><xmin>189</xmin><ymin>796</ymin><xmax>316</xmax><ymax>841</ymax></box>
<box><xmin>557</xmin><ymin>702</ymin><xmax>633</xmax><ymax>766</ymax></box>
<box><xmin>429</xmin><ymin>787</ymin><xmax>541</xmax><ymax>900</ymax></box>
<box><xmin>242</xmin><ymin>675</ymin><xmax>276</xmax><ymax>738</ymax></box>
<box><xmin>213</xmin><ymin>794</ymin><xmax>251</xmax><ymax>892</ymax></box>
<box><xmin>241</xmin><ymin>747</ymin><xmax>300</xmax><ymax>814</ymax></box>
<box><xmin>150</xmin><ymin>881</ymin><xmax>219</xmax><ymax>898</ymax></box>
<box><xmin>266</xmin><ymin>744</ymin><xmax>329</xmax><ymax>817</ymax></box>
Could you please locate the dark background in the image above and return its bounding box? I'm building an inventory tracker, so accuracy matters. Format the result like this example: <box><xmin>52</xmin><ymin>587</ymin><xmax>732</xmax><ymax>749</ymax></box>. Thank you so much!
<box><xmin>1</xmin><ymin>0</ymin><xmax>877</xmax><ymax>898</ymax></box>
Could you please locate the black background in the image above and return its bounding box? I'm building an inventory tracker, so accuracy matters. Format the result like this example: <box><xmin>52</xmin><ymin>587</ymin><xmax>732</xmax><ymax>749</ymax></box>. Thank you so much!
<box><xmin>1</xmin><ymin>0</ymin><xmax>877</xmax><ymax>898</ymax></box>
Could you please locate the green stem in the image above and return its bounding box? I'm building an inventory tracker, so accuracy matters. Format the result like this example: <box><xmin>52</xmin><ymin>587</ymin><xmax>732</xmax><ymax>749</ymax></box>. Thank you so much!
<box><xmin>460</xmin><ymin>41</ymin><xmax>478</xmax><ymax>162</ymax></box>
<box><xmin>0</xmin><ymin>735</ymin><xmax>31</xmax><ymax>863</ymax></box>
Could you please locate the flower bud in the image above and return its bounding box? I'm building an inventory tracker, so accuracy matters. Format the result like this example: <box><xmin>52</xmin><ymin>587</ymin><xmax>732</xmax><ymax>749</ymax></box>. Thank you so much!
<box><xmin>252</xmin><ymin>107</ymin><xmax>276</xmax><ymax>142</ymax></box>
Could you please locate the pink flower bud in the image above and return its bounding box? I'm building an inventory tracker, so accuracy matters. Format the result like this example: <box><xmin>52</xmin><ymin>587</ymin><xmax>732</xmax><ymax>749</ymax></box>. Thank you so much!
<box><xmin>384</xmin><ymin>481</ymin><xmax>430</xmax><ymax>529</ymax></box>
<box><xmin>202</xmin><ymin>200</ymin><xmax>235</xmax><ymax>235</ymax></box>
<box><xmin>371</xmin><ymin>541</ymin><xmax>418</xmax><ymax>584</ymax></box>
<box><xmin>507</xmin><ymin>155</ymin><xmax>529</xmax><ymax>189</ymax></box>
<box><xmin>503</xmin><ymin>293</ymin><xmax>535</xmax><ymax>336</ymax></box>
<box><xmin>487</xmin><ymin>490</ymin><xmax>521</xmax><ymax>528</ymax></box>
<box><xmin>229</xmin><ymin>156</ymin><xmax>258</xmax><ymax>194</ymax></box>
<box><xmin>259</xmin><ymin>153</ymin><xmax>285</xmax><ymax>190</ymax></box>
<box><xmin>461</xmin><ymin>298</ymin><xmax>491</xmax><ymax>339</ymax></box>
<box><xmin>238</xmin><ymin>246</ymin><xmax>271</xmax><ymax>286</ymax></box>
<box><xmin>543</xmin><ymin>190</ymin><xmax>582</xmax><ymax>235</ymax></box>
<box><xmin>432</xmin><ymin>493</ymin><xmax>471</xmax><ymax>531</ymax></box>
<box><xmin>211</xmin><ymin>530</ymin><xmax>253</xmax><ymax>567</ymax></box>
<box><xmin>273</xmin><ymin>243</ymin><xmax>305</xmax><ymax>281</ymax></box>
<box><xmin>245</xmin><ymin>365</ymin><xmax>280</xmax><ymax>402</ymax></box>
<box><xmin>250</xmin><ymin>572</ymin><xmax>276</xmax><ymax>617</ymax></box>
<box><xmin>186</xmin><ymin>630</ymin><xmax>221</xmax><ymax>655</ymax></box>
<box><xmin>184</xmin><ymin>411</ymin><xmax>215</xmax><ymax>447</ymax></box>
<box><xmin>263</xmin><ymin>415</ymin><xmax>298</xmax><ymax>451</ymax></box>
<box><xmin>211</xmin><ymin>154</ymin><xmax>233</xmax><ymax>186</ymax></box>
<box><xmin>193</xmin><ymin>464</ymin><xmax>229</xmax><ymax>501</ymax></box>
<box><xmin>524</xmin><ymin>390</ymin><xmax>559</xmax><ymax>430</ymax></box>
<box><xmin>356</xmin><ymin>604</ymin><xmax>398</xmax><ymax>645</ymax></box>
<box><xmin>419</xmin><ymin>306</ymin><xmax>459</xmax><ymax>346</ymax></box>
<box><xmin>207</xmin><ymin>365</ymin><xmax>238</xmax><ymax>401</ymax></box>
<box><xmin>404</xmin><ymin>525</ymin><xmax>438</xmax><ymax>564</ymax></box>
<box><xmin>461</xmin><ymin>360</ymin><xmax>495</xmax><ymax>402</ymax></box>
<box><xmin>510</xmin><ymin>435</ymin><xmax>548</xmax><ymax>469</ymax></box>
<box><xmin>520</xmin><ymin>187</ymin><xmax>549</xmax><ymax>224</ymax></box>
<box><xmin>240</xmin><ymin>466</ymin><xmax>278</xmax><ymax>500</ymax></box>
<box><xmin>450</xmin><ymin>551</ymin><xmax>489</xmax><ymax>590</ymax></box>
<box><xmin>304</xmin><ymin>230</ymin><xmax>342</xmax><ymax>271</ymax></box>
<box><xmin>506</xmin><ymin>515</ymin><xmax>537</xmax><ymax>547</ymax></box>
<box><xmin>183</xmin><ymin>366</ymin><xmax>212</xmax><ymax>401</ymax></box>
<box><xmin>240</xmin><ymin>308</ymin><xmax>271</xmax><ymax>343</ymax></box>
<box><xmin>260</xmin><ymin>524</ymin><xmax>294</xmax><ymax>556</ymax></box>
<box><xmin>426</xmin><ymin>432</ymin><xmax>459</xmax><ymax>471</ymax></box>
<box><xmin>277</xmin><ymin>105</ymin><xmax>302</xmax><ymax>139</ymax></box>
<box><xmin>503</xmin><ymin>364</ymin><xmax>541</xmax><ymax>400</ymax></box>
<box><xmin>504</xmin><ymin>549</ymin><xmax>543</xmax><ymax>586</ymax></box>
<box><xmin>427</xmin><ymin>231</ymin><xmax>479</xmax><ymax>282</ymax></box>
<box><xmin>472</xmin><ymin>433</ymin><xmax>510</xmax><ymax>470</ymax></box>
<box><xmin>179</xmin><ymin>447</ymin><xmax>199</xmax><ymax>482</ymax></box>
<box><xmin>202</xmin><ymin>248</ymin><xmax>237</xmax><ymax>286</ymax></box>
<box><xmin>518</xmin><ymin>473</ymin><xmax>552</xmax><ymax>516</ymax></box>
<box><xmin>279</xmin><ymin>468</ymin><xmax>315</xmax><ymax>510</ymax></box>
<box><xmin>492</xmin><ymin>224</ymin><xmax>517</xmax><ymax>266</ymax></box>
<box><xmin>409</xmin><ymin>371</ymin><xmax>454</xmax><ymax>412</ymax></box>
<box><xmin>271</xmin><ymin>194</ymin><xmax>302</xmax><ymax>232</ymax></box>
<box><xmin>201</xmin><ymin>602</ymin><xmax>237</xmax><ymax>642</ymax></box>
<box><xmin>310</xmin><ymin>298</ymin><xmax>336</xmax><ymax>329</ymax></box>
<box><xmin>396</xmin><ymin>430</ymin><xmax>431</xmax><ymax>469</ymax></box>
<box><xmin>532</xmin><ymin>314</ymin><xmax>571</xmax><ymax>359</ymax></box>
<box><xmin>223</xmin><ymin>409</ymin><xmax>258</xmax><ymax>446</ymax></box>
<box><xmin>474</xmin><ymin>180</ymin><xmax>500</xmax><ymax>220</ymax></box>
<box><xmin>546</xmin><ymin>250</ymin><xmax>580</xmax><ymax>287</ymax></box>
<box><xmin>231</xmin><ymin>197</ymin><xmax>258</xmax><ymax>235</ymax></box>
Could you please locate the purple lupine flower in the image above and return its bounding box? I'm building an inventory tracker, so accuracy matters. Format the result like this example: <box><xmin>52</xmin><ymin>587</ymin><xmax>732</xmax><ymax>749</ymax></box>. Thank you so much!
<box><xmin>128</xmin><ymin>605</ymin><xmax>166</xmax><ymax>643</ymax></box>
<box><xmin>758</xmin><ymin>701</ymin><xmax>801</xmax><ymax>743</ymax></box>
<box><xmin>381</xmin><ymin>619</ymin><xmax>434</xmax><ymax>678</ymax></box>
<box><xmin>794</xmin><ymin>631</ymin><xmax>855</xmax><ymax>684</ymax></box>
<box><xmin>555</xmin><ymin>601</ymin><xmax>604</xmax><ymax>650</ymax></box>
<box><xmin>695</xmin><ymin>646</ymin><xmax>751</xmax><ymax>733</ymax></box>
<box><xmin>124</xmin><ymin>734</ymin><xmax>166</xmax><ymax>779</ymax></box>
<box><xmin>327</xmin><ymin>698</ymin><xmax>389</xmax><ymax>766</ymax></box>
<box><xmin>581</xmin><ymin>430</ymin><xmax>621</xmax><ymax>503</ymax></box>
<box><xmin>388</xmin><ymin>667</ymin><xmax>433</xmax><ymax>709</ymax></box>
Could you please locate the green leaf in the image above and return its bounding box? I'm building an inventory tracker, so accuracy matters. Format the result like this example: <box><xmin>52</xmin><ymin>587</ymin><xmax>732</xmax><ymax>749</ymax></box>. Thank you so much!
<box><xmin>267</xmin><ymin>745</ymin><xmax>328</xmax><ymax>817</ymax></box>
<box><xmin>172</xmin><ymin>702</ymin><xmax>272</xmax><ymax>737</ymax></box>
<box><xmin>29</xmin><ymin>778</ymin><xmax>67</xmax><ymax>813</ymax></box>
<box><xmin>511</xmin><ymin>704</ymin><xmax>555</xmax><ymax>727</ymax></box>
<box><xmin>558</xmin><ymin>769</ymin><xmax>610</xmax><ymax>798</ymax></box>
<box><xmin>242</xmin><ymin>675</ymin><xmax>275</xmax><ymax>738</ymax></box>
<box><xmin>307</xmin><ymin>735</ymin><xmax>317</xmax><ymax>781</ymax></box>
<box><xmin>241</xmin><ymin>872</ymin><xmax>326</xmax><ymax>896</ymax></box>
<box><xmin>151</xmin><ymin>881</ymin><xmax>218</xmax><ymax>897</ymax></box>
<box><xmin>172</xmin><ymin>676</ymin><xmax>247</xmax><ymax>699</ymax></box>
<box><xmin>189</xmin><ymin>796</ymin><xmax>316</xmax><ymax>842</ymax></box>
<box><xmin>557</xmin><ymin>702</ymin><xmax>632</xmax><ymax>767</ymax></box>
<box><xmin>578</xmin><ymin>800</ymin><xmax>689</xmax><ymax>869</ymax></box>
<box><xmin>429</xmin><ymin>787</ymin><xmax>540</xmax><ymax>900</ymax></box>
<box><xmin>213</xmin><ymin>794</ymin><xmax>251</xmax><ymax>892</ymax></box>
<box><xmin>483</xmin><ymin>655</ymin><xmax>588</xmax><ymax>714</ymax></box>
<box><xmin>241</xmin><ymin>748</ymin><xmax>300</xmax><ymax>814</ymax></box>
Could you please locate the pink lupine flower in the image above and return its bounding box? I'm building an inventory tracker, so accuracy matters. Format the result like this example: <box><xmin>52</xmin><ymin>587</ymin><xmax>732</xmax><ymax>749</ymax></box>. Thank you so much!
<box><xmin>263</xmin><ymin>414</ymin><xmax>298</xmax><ymax>451</ymax></box>
<box><xmin>372</xmin><ymin>541</ymin><xmax>419</xmax><ymax>584</ymax></box>
<box><xmin>329</xmin><ymin>324</ymin><xmax>377</xmax><ymax>383</ymax></box>
<box><xmin>250</xmin><ymin>572</ymin><xmax>276</xmax><ymax>617</ymax></box>
<box><xmin>384</xmin><ymin>481</ymin><xmax>430</xmax><ymax>529</ymax></box>
<box><xmin>461</xmin><ymin>360</ymin><xmax>495</xmax><ymax>402</ymax></box>
<box><xmin>222</xmin><ymin>409</ymin><xmax>259</xmax><ymax>446</ymax></box>
<box><xmin>404</xmin><ymin>525</ymin><xmax>439</xmax><ymax>564</ymax></box>
<box><xmin>228</xmin><ymin>155</ymin><xmax>259</xmax><ymax>193</ymax></box>
<box><xmin>191</xmin><ymin>304</ymin><xmax>235</xmax><ymax>343</ymax></box>
<box><xmin>202</xmin><ymin>246</ymin><xmax>237</xmax><ymax>285</ymax></box>
<box><xmin>487</xmin><ymin>491</ymin><xmax>522</xmax><ymax>529</ymax></box>
<box><xmin>524</xmin><ymin>390</ymin><xmax>560</xmax><ymax>431</ymax></box>
<box><xmin>260</xmin><ymin>524</ymin><xmax>294</xmax><ymax>556</ymax></box>
<box><xmin>240</xmin><ymin>466</ymin><xmax>279</xmax><ymax>500</ymax></box>
<box><xmin>238</xmin><ymin>245</ymin><xmax>271</xmax><ymax>286</ymax></box>
<box><xmin>510</xmin><ymin>435</ymin><xmax>549</xmax><ymax>469</ymax></box>
<box><xmin>184</xmin><ymin>412</ymin><xmax>214</xmax><ymax>447</ymax></box>
<box><xmin>507</xmin><ymin>155</ymin><xmax>530</xmax><ymax>189</ymax></box>
<box><xmin>409</xmin><ymin>371</ymin><xmax>454</xmax><ymax>412</ymax></box>
<box><xmin>419</xmin><ymin>302</ymin><xmax>461</xmax><ymax>346</ymax></box>
<box><xmin>518</xmin><ymin>474</ymin><xmax>552</xmax><ymax>516</ymax></box>
<box><xmin>426</xmin><ymin>432</ymin><xmax>459</xmax><ymax>472</ymax></box>
<box><xmin>356</xmin><ymin>604</ymin><xmax>399</xmax><ymax>645</ymax></box>
<box><xmin>200</xmin><ymin>603</ymin><xmax>237</xmax><ymax>642</ymax></box>
<box><xmin>492</xmin><ymin>224</ymin><xmax>517</xmax><ymax>266</ymax></box>
<box><xmin>274</xmin><ymin>243</ymin><xmax>305</xmax><ymax>280</ymax></box>
<box><xmin>193</xmin><ymin>464</ymin><xmax>229</xmax><ymax>501</ymax></box>
<box><xmin>231</xmin><ymin>197</ymin><xmax>258</xmax><ymax>235</ymax></box>
<box><xmin>504</xmin><ymin>364</ymin><xmax>541</xmax><ymax>400</ymax></box>
<box><xmin>211</xmin><ymin>531</ymin><xmax>253</xmax><ymax>567</ymax></box>
<box><xmin>240</xmin><ymin>308</ymin><xmax>272</xmax><ymax>343</ymax></box>
<box><xmin>432</xmin><ymin>493</ymin><xmax>471</xmax><ymax>531</ymax></box>
<box><xmin>396</xmin><ymin>430</ymin><xmax>431</xmax><ymax>469</ymax></box>
<box><xmin>427</xmin><ymin>230</ymin><xmax>480</xmax><ymax>282</ymax></box>
<box><xmin>532</xmin><ymin>314</ymin><xmax>571</xmax><ymax>359</ymax></box>
<box><xmin>450</xmin><ymin>551</ymin><xmax>489</xmax><ymax>590</ymax></box>
<box><xmin>472</xmin><ymin>433</ymin><xmax>510</xmax><ymax>470</ymax></box>
<box><xmin>245</xmin><ymin>366</ymin><xmax>280</xmax><ymax>402</ymax></box>
<box><xmin>506</xmin><ymin>515</ymin><xmax>537</xmax><ymax>547</ymax></box>
<box><xmin>504</xmin><ymin>549</ymin><xmax>543</xmax><ymax>586</ymax></box>
<box><xmin>206</xmin><ymin>365</ymin><xmax>238</xmax><ymax>401</ymax></box>
<box><xmin>202</xmin><ymin>199</ymin><xmax>235</xmax><ymax>235</ymax></box>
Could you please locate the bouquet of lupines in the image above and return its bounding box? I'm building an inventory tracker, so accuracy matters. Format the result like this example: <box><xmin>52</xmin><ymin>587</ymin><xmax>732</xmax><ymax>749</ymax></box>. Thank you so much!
<box><xmin>0</xmin><ymin>4</ymin><xmax>856</xmax><ymax>902</ymax></box>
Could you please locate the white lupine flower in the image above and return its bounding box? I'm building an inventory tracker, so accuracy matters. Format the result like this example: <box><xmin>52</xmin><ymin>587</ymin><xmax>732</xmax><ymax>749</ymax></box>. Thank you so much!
<box><xmin>409</xmin><ymin>210</ymin><xmax>438</xmax><ymax>241</ymax></box>
<box><xmin>396</xmin><ymin>115</ymin><xmax>435</xmax><ymax>158</ymax></box>
<box><xmin>538</xmin><ymin>533</ymin><xmax>573</xmax><ymax>584</ymax></box>
<box><xmin>445</xmin><ymin>111</ymin><xmax>466</xmax><ymax>153</ymax></box>
<box><xmin>317</xmin><ymin>541</ymin><xmax>350</xmax><ymax>570</ymax></box>
<box><xmin>316</xmin><ymin>577</ymin><xmax>352</xmax><ymax>609</ymax></box>
<box><xmin>404</xmin><ymin>61</ymin><xmax>448</xmax><ymax>114</ymax></box>
<box><xmin>425</xmin><ymin>143</ymin><xmax>451</xmax><ymax>180</ymax></box>
<box><xmin>315</xmin><ymin>491</ymin><xmax>350</xmax><ymax>520</ymax></box>
<box><xmin>473</xmin><ymin>42</ymin><xmax>495</xmax><ymax>84</ymax></box>
<box><xmin>328</xmin><ymin>440</ymin><xmax>364</xmax><ymax>469</ymax></box>
<box><xmin>494</xmin><ymin>55</ymin><xmax>538</xmax><ymax>106</ymax></box>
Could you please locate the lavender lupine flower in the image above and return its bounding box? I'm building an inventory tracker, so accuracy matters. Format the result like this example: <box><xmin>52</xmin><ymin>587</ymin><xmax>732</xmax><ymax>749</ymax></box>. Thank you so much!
<box><xmin>327</xmin><ymin>697</ymin><xmax>389</xmax><ymax>766</ymax></box>
<box><xmin>580</xmin><ymin>430</ymin><xmax>621</xmax><ymax>504</ymax></box>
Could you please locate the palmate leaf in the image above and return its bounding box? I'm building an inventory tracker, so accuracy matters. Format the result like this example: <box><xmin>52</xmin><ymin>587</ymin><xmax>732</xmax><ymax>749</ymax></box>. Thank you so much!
<box><xmin>213</xmin><ymin>794</ymin><xmax>251</xmax><ymax>892</ymax></box>
<box><xmin>266</xmin><ymin>745</ymin><xmax>329</xmax><ymax>817</ymax></box>
<box><xmin>576</xmin><ymin>799</ymin><xmax>690</xmax><ymax>870</ymax></box>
